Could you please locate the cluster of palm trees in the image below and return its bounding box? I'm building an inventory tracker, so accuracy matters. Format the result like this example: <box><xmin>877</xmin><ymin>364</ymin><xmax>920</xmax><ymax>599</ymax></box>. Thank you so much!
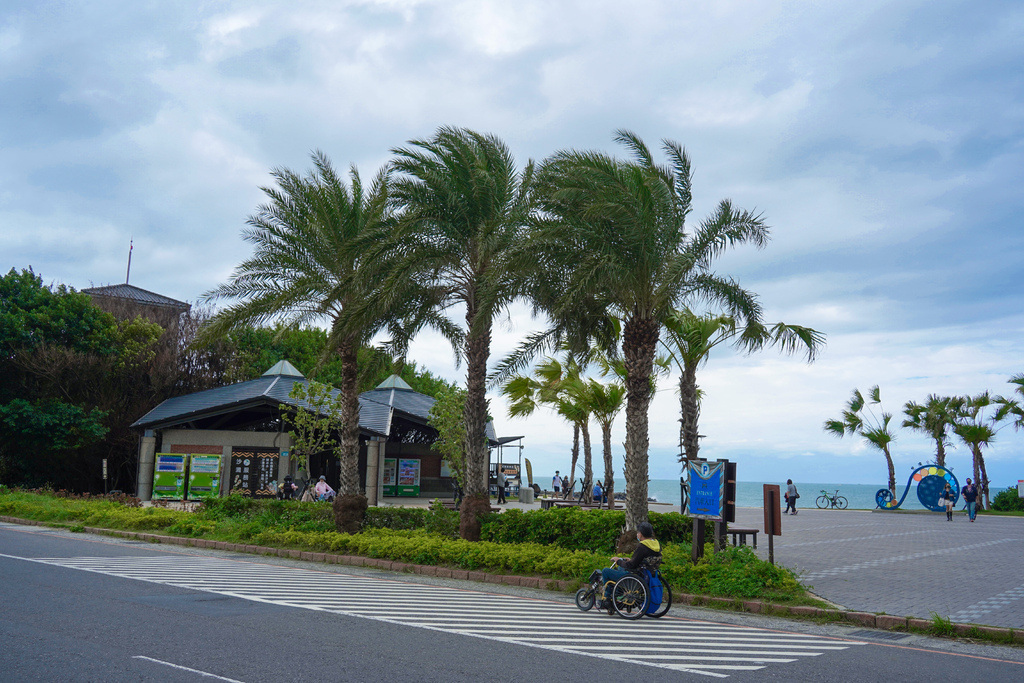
<box><xmin>824</xmin><ymin>376</ymin><xmax>1024</xmax><ymax>509</ymax></box>
<box><xmin>202</xmin><ymin>126</ymin><xmax>818</xmax><ymax>539</ymax></box>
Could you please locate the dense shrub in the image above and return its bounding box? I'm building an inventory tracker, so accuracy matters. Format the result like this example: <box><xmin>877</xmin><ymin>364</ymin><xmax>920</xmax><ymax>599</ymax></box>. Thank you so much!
<box><xmin>479</xmin><ymin>508</ymin><xmax>712</xmax><ymax>553</ymax></box>
<box><xmin>991</xmin><ymin>486</ymin><xmax>1024</xmax><ymax>512</ymax></box>
<box><xmin>660</xmin><ymin>544</ymin><xmax>803</xmax><ymax>600</ymax></box>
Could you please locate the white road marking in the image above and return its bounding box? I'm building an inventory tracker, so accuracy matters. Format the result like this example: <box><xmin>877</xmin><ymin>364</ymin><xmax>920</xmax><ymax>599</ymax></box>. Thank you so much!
<box><xmin>132</xmin><ymin>656</ymin><xmax>246</xmax><ymax>682</ymax></box>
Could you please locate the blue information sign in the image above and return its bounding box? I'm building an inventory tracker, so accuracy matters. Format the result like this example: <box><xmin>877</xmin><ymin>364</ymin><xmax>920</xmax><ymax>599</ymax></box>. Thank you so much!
<box><xmin>687</xmin><ymin>460</ymin><xmax>725</xmax><ymax>519</ymax></box>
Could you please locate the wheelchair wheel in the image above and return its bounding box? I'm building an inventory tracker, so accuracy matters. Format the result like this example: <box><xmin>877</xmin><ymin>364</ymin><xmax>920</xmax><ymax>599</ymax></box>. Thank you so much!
<box><xmin>612</xmin><ymin>575</ymin><xmax>647</xmax><ymax>620</ymax></box>
<box><xmin>575</xmin><ymin>587</ymin><xmax>595</xmax><ymax>612</ymax></box>
<box><xmin>646</xmin><ymin>580</ymin><xmax>672</xmax><ymax>618</ymax></box>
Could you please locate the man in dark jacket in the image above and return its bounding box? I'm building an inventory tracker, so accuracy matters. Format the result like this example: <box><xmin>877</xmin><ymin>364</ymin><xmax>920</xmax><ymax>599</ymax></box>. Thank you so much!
<box><xmin>961</xmin><ymin>478</ymin><xmax>979</xmax><ymax>522</ymax></box>
<box><xmin>599</xmin><ymin>522</ymin><xmax>661</xmax><ymax>612</ymax></box>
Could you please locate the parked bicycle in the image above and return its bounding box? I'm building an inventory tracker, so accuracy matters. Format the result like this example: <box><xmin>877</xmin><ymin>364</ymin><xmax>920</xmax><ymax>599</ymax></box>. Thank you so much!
<box><xmin>816</xmin><ymin>489</ymin><xmax>848</xmax><ymax>509</ymax></box>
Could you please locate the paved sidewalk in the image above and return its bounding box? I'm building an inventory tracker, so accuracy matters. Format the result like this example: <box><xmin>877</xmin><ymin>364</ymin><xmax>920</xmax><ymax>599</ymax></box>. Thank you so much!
<box><xmin>730</xmin><ymin>506</ymin><xmax>1024</xmax><ymax>629</ymax></box>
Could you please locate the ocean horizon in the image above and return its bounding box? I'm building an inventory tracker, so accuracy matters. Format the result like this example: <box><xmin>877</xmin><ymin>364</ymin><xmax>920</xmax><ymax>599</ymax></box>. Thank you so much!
<box><xmin>646</xmin><ymin>479</ymin><xmax>941</xmax><ymax>511</ymax></box>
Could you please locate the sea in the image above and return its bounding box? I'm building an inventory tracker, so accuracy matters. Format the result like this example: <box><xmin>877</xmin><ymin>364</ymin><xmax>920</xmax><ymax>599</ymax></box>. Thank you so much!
<box><xmin>646</xmin><ymin>479</ymin><xmax>936</xmax><ymax>511</ymax></box>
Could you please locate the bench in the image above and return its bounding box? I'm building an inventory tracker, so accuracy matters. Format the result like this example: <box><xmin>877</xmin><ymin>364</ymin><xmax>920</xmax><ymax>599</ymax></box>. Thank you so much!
<box><xmin>727</xmin><ymin>527</ymin><xmax>759</xmax><ymax>549</ymax></box>
<box><xmin>439</xmin><ymin>500</ymin><xmax>501</xmax><ymax>513</ymax></box>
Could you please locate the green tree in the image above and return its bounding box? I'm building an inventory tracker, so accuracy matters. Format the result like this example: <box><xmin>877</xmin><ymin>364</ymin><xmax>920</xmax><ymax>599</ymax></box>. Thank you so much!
<box><xmin>202</xmin><ymin>152</ymin><xmax>405</xmax><ymax>508</ymax></box>
<box><xmin>952</xmin><ymin>391</ymin><xmax>1015</xmax><ymax>510</ymax></box>
<box><xmin>284</xmin><ymin>381</ymin><xmax>345</xmax><ymax>474</ymax></box>
<box><xmin>383</xmin><ymin>127</ymin><xmax>535</xmax><ymax>540</ymax></box>
<box><xmin>525</xmin><ymin>131</ymin><xmax>768</xmax><ymax>531</ymax></box>
<box><xmin>428</xmin><ymin>386</ymin><xmax>470</xmax><ymax>488</ymax></box>
<box><xmin>661</xmin><ymin>309</ymin><xmax>824</xmax><ymax>462</ymax></box>
<box><xmin>824</xmin><ymin>386</ymin><xmax>898</xmax><ymax>494</ymax></box>
<box><xmin>901</xmin><ymin>394</ymin><xmax>960</xmax><ymax>468</ymax></box>
<box><xmin>587</xmin><ymin>378</ymin><xmax>626</xmax><ymax>508</ymax></box>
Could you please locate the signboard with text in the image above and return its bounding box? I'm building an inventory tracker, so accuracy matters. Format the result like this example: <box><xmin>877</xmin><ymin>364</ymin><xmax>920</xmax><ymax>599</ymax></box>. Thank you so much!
<box><xmin>687</xmin><ymin>459</ymin><xmax>725</xmax><ymax>520</ymax></box>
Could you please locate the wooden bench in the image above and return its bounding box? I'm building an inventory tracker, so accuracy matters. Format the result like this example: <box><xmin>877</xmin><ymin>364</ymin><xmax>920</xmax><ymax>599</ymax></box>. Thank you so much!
<box><xmin>727</xmin><ymin>527</ymin><xmax>759</xmax><ymax>549</ymax></box>
<box><xmin>439</xmin><ymin>500</ymin><xmax>500</xmax><ymax>513</ymax></box>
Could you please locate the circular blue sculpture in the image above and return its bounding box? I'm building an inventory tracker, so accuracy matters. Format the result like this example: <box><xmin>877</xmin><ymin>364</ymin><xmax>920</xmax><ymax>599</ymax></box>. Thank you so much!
<box><xmin>876</xmin><ymin>465</ymin><xmax>960</xmax><ymax>511</ymax></box>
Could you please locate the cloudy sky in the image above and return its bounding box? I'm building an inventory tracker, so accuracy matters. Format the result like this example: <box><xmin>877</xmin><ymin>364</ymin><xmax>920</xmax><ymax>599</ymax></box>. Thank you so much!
<box><xmin>3</xmin><ymin>0</ymin><xmax>1022</xmax><ymax>491</ymax></box>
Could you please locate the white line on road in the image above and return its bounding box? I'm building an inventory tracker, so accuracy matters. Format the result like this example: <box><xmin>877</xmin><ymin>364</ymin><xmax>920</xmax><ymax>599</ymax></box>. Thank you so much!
<box><xmin>132</xmin><ymin>656</ymin><xmax>246</xmax><ymax>682</ymax></box>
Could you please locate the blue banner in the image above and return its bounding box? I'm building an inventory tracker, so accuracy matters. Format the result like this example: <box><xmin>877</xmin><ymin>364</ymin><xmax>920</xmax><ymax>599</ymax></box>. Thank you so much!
<box><xmin>687</xmin><ymin>460</ymin><xmax>725</xmax><ymax>519</ymax></box>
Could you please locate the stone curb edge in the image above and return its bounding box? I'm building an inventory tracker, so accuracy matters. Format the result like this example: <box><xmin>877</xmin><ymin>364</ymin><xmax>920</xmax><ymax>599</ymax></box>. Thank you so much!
<box><xmin>3</xmin><ymin>515</ymin><xmax>1021</xmax><ymax>645</ymax></box>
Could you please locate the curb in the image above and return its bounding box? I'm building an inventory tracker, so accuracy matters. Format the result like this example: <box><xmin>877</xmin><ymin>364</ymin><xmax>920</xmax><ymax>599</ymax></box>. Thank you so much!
<box><xmin>3</xmin><ymin>515</ymin><xmax>1021</xmax><ymax>645</ymax></box>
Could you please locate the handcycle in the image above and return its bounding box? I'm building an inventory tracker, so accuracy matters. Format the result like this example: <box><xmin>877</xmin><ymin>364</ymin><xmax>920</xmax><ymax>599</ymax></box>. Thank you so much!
<box><xmin>815</xmin><ymin>489</ymin><xmax>848</xmax><ymax>509</ymax></box>
<box><xmin>574</xmin><ymin>557</ymin><xmax>672</xmax><ymax>620</ymax></box>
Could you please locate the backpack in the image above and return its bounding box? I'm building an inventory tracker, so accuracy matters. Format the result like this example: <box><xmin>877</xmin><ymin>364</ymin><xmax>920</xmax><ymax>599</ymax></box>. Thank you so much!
<box><xmin>641</xmin><ymin>568</ymin><xmax>663</xmax><ymax>613</ymax></box>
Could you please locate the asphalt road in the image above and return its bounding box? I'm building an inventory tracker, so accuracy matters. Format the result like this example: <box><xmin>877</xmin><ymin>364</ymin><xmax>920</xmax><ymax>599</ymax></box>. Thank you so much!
<box><xmin>2</xmin><ymin>523</ymin><xmax>1023</xmax><ymax>682</ymax></box>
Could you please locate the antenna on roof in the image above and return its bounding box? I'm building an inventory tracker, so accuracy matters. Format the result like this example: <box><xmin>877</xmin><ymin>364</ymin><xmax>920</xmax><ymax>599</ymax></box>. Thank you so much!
<box><xmin>125</xmin><ymin>238</ymin><xmax>133</xmax><ymax>284</ymax></box>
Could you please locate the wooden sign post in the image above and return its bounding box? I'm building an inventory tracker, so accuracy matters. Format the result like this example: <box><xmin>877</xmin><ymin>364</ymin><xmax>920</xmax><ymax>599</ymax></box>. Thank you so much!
<box><xmin>763</xmin><ymin>484</ymin><xmax>782</xmax><ymax>565</ymax></box>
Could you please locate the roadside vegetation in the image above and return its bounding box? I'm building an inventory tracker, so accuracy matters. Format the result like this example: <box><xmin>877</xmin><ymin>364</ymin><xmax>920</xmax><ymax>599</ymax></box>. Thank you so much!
<box><xmin>0</xmin><ymin>489</ymin><xmax>809</xmax><ymax>603</ymax></box>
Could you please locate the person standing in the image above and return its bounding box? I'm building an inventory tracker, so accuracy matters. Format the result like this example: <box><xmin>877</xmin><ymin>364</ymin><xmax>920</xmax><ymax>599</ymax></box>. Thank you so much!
<box><xmin>940</xmin><ymin>483</ymin><xmax>955</xmax><ymax>521</ymax></box>
<box><xmin>961</xmin><ymin>478</ymin><xmax>979</xmax><ymax>522</ymax></box>
<box><xmin>552</xmin><ymin>471</ymin><xmax>561</xmax><ymax>494</ymax></box>
<box><xmin>786</xmin><ymin>479</ymin><xmax>799</xmax><ymax>515</ymax></box>
<box><xmin>496</xmin><ymin>470</ymin><xmax>507</xmax><ymax>504</ymax></box>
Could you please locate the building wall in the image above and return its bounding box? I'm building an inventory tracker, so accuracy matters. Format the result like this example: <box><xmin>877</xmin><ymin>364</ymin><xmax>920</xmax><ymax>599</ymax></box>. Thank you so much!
<box><xmin>156</xmin><ymin>429</ymin><xmax>294</xmax><ymax>497</ymax></box>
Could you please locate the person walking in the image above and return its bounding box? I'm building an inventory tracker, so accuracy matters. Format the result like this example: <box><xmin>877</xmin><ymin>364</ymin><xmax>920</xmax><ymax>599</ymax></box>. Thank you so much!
<box><xmin>961</xmin><ymin>478</ymin><xmax>979</xmax><ymax>522</ymax></box>
<box><xmin>552</xmin><ymin>471</ymin><xmax>561</xmax><ymax>494</ymax></box>
<box><xmin>785</xmin><ymin>479</ymin><xmax>799</xmax><ymax>515</ymax></box>
<box><xmin>496</xmin><ymin>470</ymin><xmax>507</xmax><ymax>504</ymax></box>
<box><xmin>940</xmin><ymin>483</ymin><xmax>955</xmax><ymax>521</ymax></box>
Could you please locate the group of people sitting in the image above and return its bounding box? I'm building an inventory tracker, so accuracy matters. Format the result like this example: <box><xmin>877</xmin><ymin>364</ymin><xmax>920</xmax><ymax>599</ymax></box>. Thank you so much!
<box><xmin>278</xmin><ymin>474</ymin><xmax>335</xmax><ymax>502</ymax></box>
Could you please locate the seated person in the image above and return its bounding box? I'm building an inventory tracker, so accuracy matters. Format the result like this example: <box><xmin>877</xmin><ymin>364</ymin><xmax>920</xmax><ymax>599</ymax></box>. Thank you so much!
<box><xmin>314</xmin><ymin>475</ymin><xmax>336</xmax><ymax>501</ymax></box>
<box><xmin>592</xmin><ymin>481</ymin><xmax>604</xmax><ymax>503</ymax></box>
<box><xmin>279</xmin><ymin>475</ymin><xmax>298</xmax><ymax>500</ymax></box>
<box><xmin>600</xmin><ymin>521</ymin><xmax>661</xmax><ymax>612</ymax></box>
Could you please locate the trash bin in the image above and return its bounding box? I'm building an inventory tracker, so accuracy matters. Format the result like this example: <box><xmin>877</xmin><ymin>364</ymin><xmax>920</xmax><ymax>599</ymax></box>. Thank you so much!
<box><xmin>519</xmin><ymin>486</ymin><xmax>534</xmax><ymax>504</ymax></box>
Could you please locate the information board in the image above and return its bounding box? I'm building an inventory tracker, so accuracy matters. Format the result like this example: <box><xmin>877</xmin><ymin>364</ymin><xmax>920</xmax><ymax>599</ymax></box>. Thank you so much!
<box><xmin>687</xmin><ymin>459</ymin><xmax>725</xmax><ymax>520</ymax></box>
<box><xmin>228</xmin><ymin>449</ymin><xmax>279</xmax><ymax>498</ymax></box>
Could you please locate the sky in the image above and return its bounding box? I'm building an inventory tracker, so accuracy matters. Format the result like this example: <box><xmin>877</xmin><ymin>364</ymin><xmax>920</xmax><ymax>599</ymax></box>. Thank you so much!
<box><xmin>3</xmin><ymin>0</ymin><xmax>1022</xmax><ymax>491</ymax></box>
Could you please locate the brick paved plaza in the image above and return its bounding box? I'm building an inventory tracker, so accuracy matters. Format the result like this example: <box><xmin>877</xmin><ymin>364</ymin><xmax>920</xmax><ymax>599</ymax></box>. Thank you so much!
<box><xmin>731</xmin><ymin>506</ymin><xmax>1024</xmax><ymax>629</ymax></box>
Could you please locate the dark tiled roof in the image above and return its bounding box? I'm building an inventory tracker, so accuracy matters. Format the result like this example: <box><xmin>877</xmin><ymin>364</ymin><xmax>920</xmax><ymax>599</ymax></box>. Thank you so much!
<box><xmin>83</xmin><ymin>283</ymin><xmax>190</xmax><ymax>310</ymax></box>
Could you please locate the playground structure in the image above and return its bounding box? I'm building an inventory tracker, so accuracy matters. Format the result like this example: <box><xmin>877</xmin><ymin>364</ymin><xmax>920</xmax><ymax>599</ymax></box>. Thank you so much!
<box><xmin>876</xmin><ymin>464</ymin><xmax>960</xmax><ymax>511</ymax></box>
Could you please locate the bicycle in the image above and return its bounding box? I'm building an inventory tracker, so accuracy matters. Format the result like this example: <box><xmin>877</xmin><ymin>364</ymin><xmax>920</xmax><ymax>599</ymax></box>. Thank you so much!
<box><xmin>816</xmin><ymin>489</ymin><xmax>848</xmax><ymax>509</ymax></box>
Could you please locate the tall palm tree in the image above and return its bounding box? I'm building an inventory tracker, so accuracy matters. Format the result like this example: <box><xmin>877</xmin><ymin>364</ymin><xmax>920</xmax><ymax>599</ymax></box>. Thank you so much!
<box><xmin>381</xmin><ymin>127</ymin><xmax>535</xmax><ymax>540</ymax></box>
<box><xmin>901</xmin><ymin>394</ymin><xmax>960</xmax><ymax>468</ymax></box>
<box><xmin>662</xmin><ymin>308</ymin><xmax>824</xmax><ymax>462</ymax></box>
<box><xmin>824</xmin><ymin>386</ymin><xmax>898</xmax><ymax>494</ymax></box>
<box><xmin>525</xmin><ymin>131</ymin><xmax>768</xmax><ymax>531</ymax></box>
<box><xmin>952</xmin><ymin>391</ymin><xmax>1015</xmax><ymax>510</ymax></box>
<box><xmin>587</xmin><ymin>378</ymin><xmax>626</xmax><ymax>508</ymax></box>
<box><xmin>202</xmin><ymin>152</ymin><xmax>406</xmax><ymax>514</ymax></box>
<box><xmin>1003</xmin><ymin>374</ymin><xmax>1024</xmax><ymax>430</ymax></box>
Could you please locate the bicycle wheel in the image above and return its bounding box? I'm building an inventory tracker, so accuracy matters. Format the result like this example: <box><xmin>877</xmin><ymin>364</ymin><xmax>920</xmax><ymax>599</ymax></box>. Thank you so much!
<box><xmin>574</xmin><ymin>587</ymin><xmax>595</xmax><ymax>612</ymax></box>
<box><xmin>646</xmin><ymin>580</ymin><xmax>672</xmax><ymax>618</ymax></box>
<box><xmin>836</xmin><ymin>496</ymin><xmax>849</xmax><ymax>510</ymax></box>
<box><xmin>612</xmin><ymin>575</ymin><xmax>648</xmax><ymax>620</ymax></box>
<box><xmin>816</xmin><ymin>495</ymin><xmax>829</xmax><ymax>509</ymax></box>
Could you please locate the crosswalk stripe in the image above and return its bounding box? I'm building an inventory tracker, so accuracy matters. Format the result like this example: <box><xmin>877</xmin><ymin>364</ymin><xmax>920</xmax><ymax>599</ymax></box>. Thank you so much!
<box><xmin>13</xmin><ymin>554</ymin><xmax>862</xmax><ymax>678</ymax></box>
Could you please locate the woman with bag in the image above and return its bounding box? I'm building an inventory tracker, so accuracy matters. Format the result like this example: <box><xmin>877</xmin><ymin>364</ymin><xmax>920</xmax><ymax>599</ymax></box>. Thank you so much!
<box><xmin>940</xmin><ymin>483</ymin><xmax>955</xmax><ymax>521</ymax></box>
<box><xmin>786</xmin><ymin>479</ymin><xmax>799</xmax><ymax>515</ymax></box>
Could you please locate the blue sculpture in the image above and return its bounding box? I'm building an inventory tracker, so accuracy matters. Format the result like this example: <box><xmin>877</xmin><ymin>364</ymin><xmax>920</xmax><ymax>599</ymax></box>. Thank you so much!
<box><xmin>876</xmin><ymin>465</ymin><xmax>960</xmax><ymax>511</ymax></box>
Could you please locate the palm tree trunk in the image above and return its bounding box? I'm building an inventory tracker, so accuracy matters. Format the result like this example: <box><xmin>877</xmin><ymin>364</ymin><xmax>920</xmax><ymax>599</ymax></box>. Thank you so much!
<box><xmin>582</xmin><ymin>421</ymin><xmax>593</xmax><ymax>504</ymax></box>
<box><xmin>601</xmin><ymin>421</ymin><xmax>614</xmax><ymax>509</ymax></box>
<box><xmin>622</xmin><ymin>316</ymin><xmax>658</xmax><ymax>531</ymax></box>
<box><xmin>976</xmin><ymin>448</ymin><xmax>991</xmax><ymax>510</ymax></box>
<box><xmin>459</xmin><ymin>310</ymin><xmax>491</xmax><ymax>541</ymax></box>
<box><xmin>972</xmin><ymin>447</ymin><xmax>981</xmax><ymax>500</ymax></box>
<box><xmin>679</xmin><ymin>361</ymin><xmax>700</xmax><ymax>461</ymax></box>
<box><xmin>934</xmin><ymin>439</ymin><xmax>946</xmax><ymax>468</ymax></box>
<box><xmin>883</xmin><ymin>446</ymin><xmax>896</xmax><ymax>495</ymax></box>
<box><xmin>336</xmin><ymin>336</ymin><xmax>361</xmax><ymax>497</ymax></box>
<box><xmin>566</xmin><ymin>425</ymin><xmax>579</xmax><ymax>499</ymax></box>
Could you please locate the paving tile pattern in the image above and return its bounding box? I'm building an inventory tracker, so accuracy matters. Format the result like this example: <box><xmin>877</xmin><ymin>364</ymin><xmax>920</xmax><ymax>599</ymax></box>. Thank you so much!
<box><xmin>731</xmin><ymin>507</ymin><xmax>1024</xmax><ymax>628</ymax></box>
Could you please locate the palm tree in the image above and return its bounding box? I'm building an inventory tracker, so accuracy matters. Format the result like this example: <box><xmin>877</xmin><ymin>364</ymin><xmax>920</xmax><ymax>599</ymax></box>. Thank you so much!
<box><xmin>1004</xmin><ymin>374</ymin><xmax>1024</xmax><ymax>430</ymax></box>
<box><xmin>381</xmin><ymin>127</ymin><xmax>535</xmax><ymax>540</ymax></box>
<box><xmin>502</xmin><ymin>357</ymin><xmax>594</xmax><ymax>501</ymax></box>
<box><xmin>662</xmin><ymin>308</ymin><xmax>824</xmax><ymax>462</ymax></box>
<box><xmin>824</xmin><ymin>386</ymin><xmax>898</xmax><ymax>494</ymax></box>
<box><xmin>524</xmin><ymin>131</ymin><xmax>768</xmax><ymax>531</ymax></box>
<box><xmin>587</xmin><ymin>378</ymin><xmax>626</xmax><ymax>508</ymax></box>
<box><xmin>202</xmin><ymin>152</ymin><xmax>404</xmax><ymax>519</ymax></box>
<box><xmin>901</xmin><ymin>394</ymin><xmax>960</xmax><ymax>468</ymax></box>
<box><xmin>952</xmin><ymin>391</ymin><xmax>1015</xmax><ymax>510</ymax></box>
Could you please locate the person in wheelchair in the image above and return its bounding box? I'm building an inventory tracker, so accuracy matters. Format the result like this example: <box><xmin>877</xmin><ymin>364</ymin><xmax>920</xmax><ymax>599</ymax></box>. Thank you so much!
<box><xmin>600</xmin><ymin>521</ymin><xmax>661</xmax><ymax>612</ymax></box>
